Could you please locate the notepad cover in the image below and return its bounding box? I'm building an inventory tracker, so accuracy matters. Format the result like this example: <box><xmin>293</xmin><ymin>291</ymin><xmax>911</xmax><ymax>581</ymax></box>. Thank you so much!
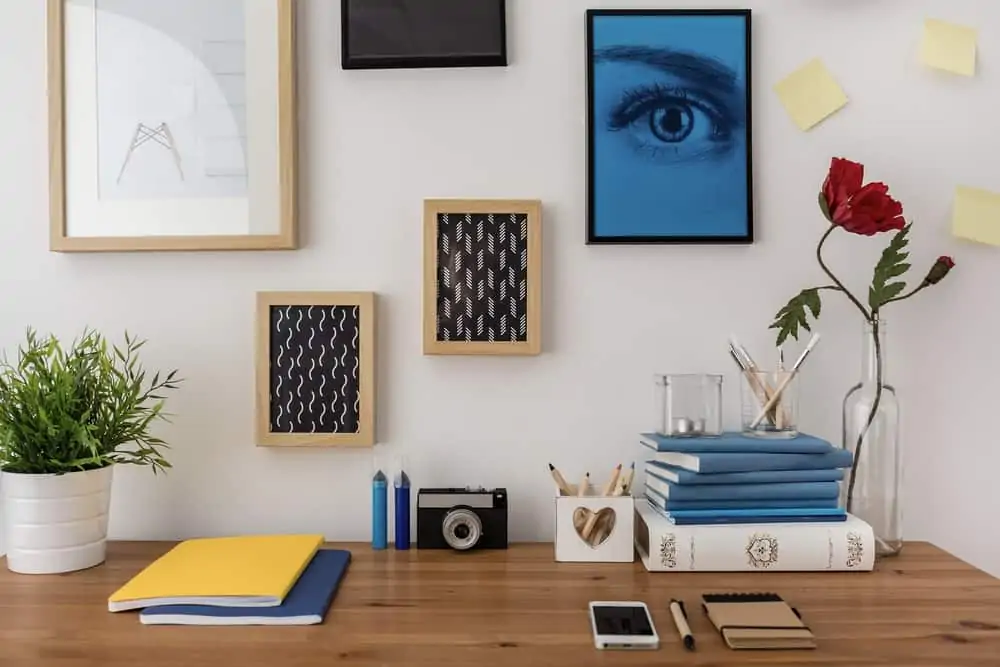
<box><xmin>108</xmin><ymin>534</ymin><xmax>324</xmax><ymax>612</ymax></box>
<box><xmin>702</xmin><ymin>593</ymin><xmax>816</xmax><ymax>650</ymax></box>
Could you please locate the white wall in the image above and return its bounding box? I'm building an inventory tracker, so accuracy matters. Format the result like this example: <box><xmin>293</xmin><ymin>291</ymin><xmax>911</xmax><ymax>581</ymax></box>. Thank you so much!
<box><xmin>1</xmin><ymin>0</ymin><xmax>997</xmax><ymax>573</ymax></box>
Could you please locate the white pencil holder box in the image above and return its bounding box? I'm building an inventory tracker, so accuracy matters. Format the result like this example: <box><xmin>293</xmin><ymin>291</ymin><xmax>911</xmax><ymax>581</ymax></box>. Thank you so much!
<box><xmin>554</xmin><ymin>496</ymin><xmax>635</xmax><ymax>563</ymax></box>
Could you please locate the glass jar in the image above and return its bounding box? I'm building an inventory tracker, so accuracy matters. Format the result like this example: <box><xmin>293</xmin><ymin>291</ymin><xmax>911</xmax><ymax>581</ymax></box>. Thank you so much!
<box><xmin>655</xmin><ymin>374</ymin><xmax>723</xmax><ymax>437</ymax></box>
<box><xmin>842</xmin><ymin>319</ymin><xmax>901</xmax><ymax>557</ymax></box>
<box><xmin>741</xmin><ymin>369</ymin><xmax>799</xmax><ymax>438</ymax></box>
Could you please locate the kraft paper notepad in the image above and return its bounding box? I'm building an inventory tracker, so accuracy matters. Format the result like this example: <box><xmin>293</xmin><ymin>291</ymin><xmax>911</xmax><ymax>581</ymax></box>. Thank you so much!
<box><xmin>953</xmin><ymin>186</ymin><xmax>1000</xmax><ymax>246</ymax></box>
<box><xmin>108</xmin><ymin>534</ymin><xmax>324</xmax><ymax>612</ymax></box>
<box><xmin>921</xmin><ymin>18</ymin><xmax>977</xmax><ymax>77</ymax></box>
<box><xmin>773</xmin><ymin>58</ymin><xmax>848</xmax><ymax>131</ymax></box>
<box><xmin>702</xmin><ymin>593</ymin><xmax>816</xmax><ymax>650</ymax></box>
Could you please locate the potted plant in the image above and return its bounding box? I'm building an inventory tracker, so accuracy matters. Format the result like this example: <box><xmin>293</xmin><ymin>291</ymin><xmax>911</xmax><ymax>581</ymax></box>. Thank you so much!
<box><xmin>0</xmin><ymin>328</ymin><xmax>180</xmax><ymax>574</ymax></box>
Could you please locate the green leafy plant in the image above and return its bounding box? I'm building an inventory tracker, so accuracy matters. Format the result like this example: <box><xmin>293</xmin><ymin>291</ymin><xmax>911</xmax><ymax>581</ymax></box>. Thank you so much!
<box><xmin>0</xmin><ymin>328</ymin><xmax>182</xmax><ymax>475</ymax></box>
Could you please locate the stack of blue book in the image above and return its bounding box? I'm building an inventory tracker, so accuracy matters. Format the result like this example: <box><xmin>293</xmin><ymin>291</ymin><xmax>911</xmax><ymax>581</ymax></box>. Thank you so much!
<box><xmin>640</xmin><ymin>432</ymin><xmax>853</xmax><ymax>525</ymax></box>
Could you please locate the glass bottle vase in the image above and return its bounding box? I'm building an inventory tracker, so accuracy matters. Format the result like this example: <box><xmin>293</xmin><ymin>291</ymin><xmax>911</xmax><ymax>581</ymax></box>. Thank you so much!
<box><xmin>842</xmin><ymin>319</ymin><xmax>902</xmax><ymax>557</ymax></box>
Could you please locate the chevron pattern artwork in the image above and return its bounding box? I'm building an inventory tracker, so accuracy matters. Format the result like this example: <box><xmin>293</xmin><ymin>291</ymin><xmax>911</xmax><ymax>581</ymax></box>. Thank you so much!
<box><xmin>436</xmin><ymin>212</ymin><xmax>529</xmax><ymax>343</ymax></box>
<box><xmin>268</xmin><ymin>305</ymin><xmax>360</xmax><ymax>434</ymax></box>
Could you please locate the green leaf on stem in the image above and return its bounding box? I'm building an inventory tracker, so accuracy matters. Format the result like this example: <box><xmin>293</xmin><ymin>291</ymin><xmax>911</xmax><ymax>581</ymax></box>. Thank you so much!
<box><xmin>868</xmin><ymin>224</ymin><xmax>912</xmax><ymax>312</ymax></box>
<box><xmin>770</xmin><ymin>288</ymin><xmax>822</xmax><ymax>346</ymax></box>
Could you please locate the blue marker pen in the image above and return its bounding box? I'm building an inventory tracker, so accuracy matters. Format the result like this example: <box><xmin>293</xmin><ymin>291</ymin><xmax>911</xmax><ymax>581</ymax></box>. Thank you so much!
<box><xmin>394</xmin><ymin>470</ymin><xmax>411</xmax><ymax>550</ymax></box>
<box><xmin>372</xmin><ymin>470</ymin><xmax>388</xmax><ymax>550</ymax></box>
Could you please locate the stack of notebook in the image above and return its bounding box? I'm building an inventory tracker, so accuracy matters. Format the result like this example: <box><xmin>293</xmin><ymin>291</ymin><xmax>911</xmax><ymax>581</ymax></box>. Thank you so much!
<box><xmin>640</xmin><ymin>431</ymin><xmax>854</xmax><ymax>525</ymax></box>
<box><xmin>107</xmin><ymin>534</ymin><xmax>350</xmax><ymax>626</ymax></box>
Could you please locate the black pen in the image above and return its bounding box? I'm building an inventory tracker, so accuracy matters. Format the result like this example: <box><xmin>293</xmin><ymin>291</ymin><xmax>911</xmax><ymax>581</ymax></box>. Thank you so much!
<box><xmin>669</xmin><ymin>599</ymin><xmax>695</xmax><ymax>651</ymax></box>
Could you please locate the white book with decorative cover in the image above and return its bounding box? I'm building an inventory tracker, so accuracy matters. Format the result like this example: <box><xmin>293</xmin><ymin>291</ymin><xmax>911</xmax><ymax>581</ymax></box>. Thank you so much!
<box><xmin>634</xmin><ymin>501</ymin><xmax>875</xmax><ymax>572</ymax></box>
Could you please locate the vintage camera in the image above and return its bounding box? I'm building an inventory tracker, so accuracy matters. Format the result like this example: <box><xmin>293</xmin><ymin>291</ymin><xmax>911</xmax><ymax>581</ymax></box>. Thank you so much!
<box><xmin>416</xmin><ymin>487</ymin><xmax>508</xmax><ymax>550</ymax></box>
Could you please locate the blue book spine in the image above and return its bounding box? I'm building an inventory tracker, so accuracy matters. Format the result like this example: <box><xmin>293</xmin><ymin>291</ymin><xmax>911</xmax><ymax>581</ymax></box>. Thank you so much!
<box><xmin>640</xmin><ymin>431</ymin><xmax>834</xmax><ymax>454</ymax></box>
<box><xmin>645</xmin><ymin>462</ymin><xmax>844</xmax><ymax>485</ymax></box>
<box><xmin>645</xmin><ymin>489</ymin><xmax>840</xmax><ymax>511</ymax></box>
<box><xmin>666</xmin><ymin>507</ymin><xmax>847</xmax><ymax>519</ymax></box>
<box><xmin>648</xmin><ymin>478</ymin><xmax>841</xmax><ymax>501</ymax></box>
<box><xmin>646</xmin><ymin>502</ymin><xmax>848</xmax><ymax>525</ymax></box>
<box><xmin>394</xmin><ymin>471</ymin><xmax>411</xmax><ymax>551</ymax></box>
<box><xmin>372</xmin><ymin>472</ymin><xmax>388</xmax><ymax>550</ymax></box>
<box><xmin>656</xmin><ymin>448</ymin><xmax>854</xmax><ymax>474</ymax></box>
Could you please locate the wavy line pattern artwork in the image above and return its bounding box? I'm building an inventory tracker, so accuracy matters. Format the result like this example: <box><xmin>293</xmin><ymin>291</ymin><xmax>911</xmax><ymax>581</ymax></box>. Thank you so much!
<box><xmin>269</xmin><ymin>305</ymin><xmax>360</xmax><ymax>434</ymax></box>
<box><xmin>436</xmin><ymin>213</ymin><xmax>528</xmax><ymax>343</ymax></box>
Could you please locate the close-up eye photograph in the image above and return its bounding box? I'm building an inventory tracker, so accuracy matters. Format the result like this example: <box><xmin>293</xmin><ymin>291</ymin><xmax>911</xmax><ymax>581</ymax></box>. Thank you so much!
<box><xmin>587</xmin><ymin>10</ymin><xmax>753</xmax><ymax>244</ymax></box>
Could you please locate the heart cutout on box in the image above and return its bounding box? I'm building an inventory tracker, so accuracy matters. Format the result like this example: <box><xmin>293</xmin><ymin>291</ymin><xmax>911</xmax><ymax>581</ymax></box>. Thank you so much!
<box><xmin>573</xmin><ymin>507</ymin><xmax>617</xmax><ymax>548</ymax></box>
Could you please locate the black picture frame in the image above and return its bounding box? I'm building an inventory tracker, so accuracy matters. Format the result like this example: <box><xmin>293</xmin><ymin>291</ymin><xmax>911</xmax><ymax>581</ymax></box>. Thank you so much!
<box><xmin>341</xmin><ymin>0</ymin><xmax>508</xmax><ymax>70</ymax></box>
<box><xmin>586</xmin><ymin>9</ymin><xmax>754</xmax><ymax>245</ymax></box>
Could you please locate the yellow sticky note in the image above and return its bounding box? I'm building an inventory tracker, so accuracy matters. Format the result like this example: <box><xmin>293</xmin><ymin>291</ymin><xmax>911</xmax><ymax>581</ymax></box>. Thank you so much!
<box><xmin>773</xmin><ymin>58</ymin><xmax>848</xmax><ymax>131</ymax></box>
<box><xmin>921</xmin><ymin>18</ymin><xmax>977</xmax><ymax>77</ymax></box>
<box><xmin>953</xmin><ymin>186</ymin><xmax>1000</xmax><ymax>246</ymax></box>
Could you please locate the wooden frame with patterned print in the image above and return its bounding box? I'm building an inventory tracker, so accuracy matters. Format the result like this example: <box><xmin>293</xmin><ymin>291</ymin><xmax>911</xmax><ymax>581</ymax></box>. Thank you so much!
<box><xmin>423</xmin><ymin>199</ymin><xmax>542</xmax><ymax>356</ymax></box>
<box><xmin>255</xmin><ymin>291</ymin><xmax>376</xmax><ymax>447</ymax></box>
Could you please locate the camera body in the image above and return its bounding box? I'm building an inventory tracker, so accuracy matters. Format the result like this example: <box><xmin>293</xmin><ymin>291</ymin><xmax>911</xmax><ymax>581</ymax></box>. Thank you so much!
<box><xmin>416</xmin><ymin>487</ymin><xmax>508</xmax><ymax>550</ymax></box>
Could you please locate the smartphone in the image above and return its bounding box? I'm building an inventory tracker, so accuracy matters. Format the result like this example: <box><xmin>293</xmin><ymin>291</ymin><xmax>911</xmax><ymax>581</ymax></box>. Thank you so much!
<box><xmin>588</xmin><ymin>601</ymin><xmax>659</xmax><ymax>650</ymax></box>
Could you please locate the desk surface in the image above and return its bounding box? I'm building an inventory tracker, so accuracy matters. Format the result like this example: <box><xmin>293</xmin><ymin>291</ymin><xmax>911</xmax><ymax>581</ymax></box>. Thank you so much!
<box><xmin>2</xmin><ymin>541</ymin><xmax>1000</xmax><ymax>666</ymax></box>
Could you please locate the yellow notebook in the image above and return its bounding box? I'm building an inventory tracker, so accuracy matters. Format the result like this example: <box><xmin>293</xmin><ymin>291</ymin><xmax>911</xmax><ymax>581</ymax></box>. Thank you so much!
<box><xmin>108</xmin><ymin>534</ymin><xmax>324</xmax><ymax>612</ymax></box>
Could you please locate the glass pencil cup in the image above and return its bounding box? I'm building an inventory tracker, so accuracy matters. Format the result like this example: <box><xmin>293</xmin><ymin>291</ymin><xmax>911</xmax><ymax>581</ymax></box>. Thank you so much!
<box><xmin>741</xmin><ymin>370</ymin><xmax>799</xmax><ymax>438</ymax></box>
<box><xmin>655</xmin><ymin>374</ymin><xmax>723</xmax><ymax>437</ymax></box>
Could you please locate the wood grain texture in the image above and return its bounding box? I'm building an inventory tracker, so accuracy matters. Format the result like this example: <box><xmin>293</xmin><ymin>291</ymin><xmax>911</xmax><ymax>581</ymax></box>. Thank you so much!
<box><xmin>2</xmin><ymin>542</ymin><xmax>999</xmax><ymax>666</ymax></box>
<box><xmin>255</xmin><ymin>291</ymin><xmax>376</xmax><ymax>447</ymax></box>
<box><xmin>47</xmin><ymin>0</ymin><xmax>298</xmax><ymax>253</ymax></box>
<box><xmin>423</xmin><ymin>199</ymin><xmax>542</xmax><ymax>356</ymax></box>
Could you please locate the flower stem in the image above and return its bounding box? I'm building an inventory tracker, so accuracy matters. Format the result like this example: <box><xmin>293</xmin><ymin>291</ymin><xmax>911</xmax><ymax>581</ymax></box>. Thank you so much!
<box><xmin>816</xmin><ymin>225</ymin><xmax>872</xmax><ymax>323</ymax></box>
<box><xmin>846</xmin><ymin>317</ymin><xmax>882</xmax><ymax>512</ymax></box>
<box><xmin>883</xmin><ymin>282</ymin><xmax>929</xmax><ymax>307</ymax></box>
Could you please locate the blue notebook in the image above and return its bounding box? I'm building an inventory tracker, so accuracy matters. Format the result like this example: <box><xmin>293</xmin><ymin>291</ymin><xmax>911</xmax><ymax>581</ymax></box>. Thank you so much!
<box><xmin>645</xmin><ymin>489</ymin><xmax>841</xmax><ymax>511</ymax></box>
<box><xmin>640</xmin><ymin>432</ymin><xmax>834</xmax><ymax>454</ymax></box>
<box><xmin>139</xmin><ymin>549</ymin><xmax>351</xmax><ymax>626</ymax></box>
<box><xmin>646</xmin><ymin>502</ymin><xmax>847</xmax><ymax>525</ymax></box>
<box><xmin>648</xmin><ymin>448</ymin><xmax>853</xmax><ymax>474</ymax></box>
<box><xmin>645</xmin><ymin>461</ymin><xmax>844</xmax><ymax>486</ymax></box>
<box><xmin>645</xmin><ymin>477</ymin><xmax>840</xmax><ymax>501</ymax></box>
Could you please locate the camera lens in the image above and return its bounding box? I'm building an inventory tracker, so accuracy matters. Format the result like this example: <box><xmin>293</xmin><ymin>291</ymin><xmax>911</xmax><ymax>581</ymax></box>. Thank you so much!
<box><xmin>442</xmin><ymin>508</ymin><xmax>482</xmax><ymax>550</ymax></box>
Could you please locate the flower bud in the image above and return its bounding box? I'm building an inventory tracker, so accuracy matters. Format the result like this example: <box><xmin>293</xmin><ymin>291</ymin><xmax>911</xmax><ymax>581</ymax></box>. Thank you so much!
<box><xmin>924</xmin><ymin>256</ymin><xmax>955</xmax><ymax>285</ymax></box>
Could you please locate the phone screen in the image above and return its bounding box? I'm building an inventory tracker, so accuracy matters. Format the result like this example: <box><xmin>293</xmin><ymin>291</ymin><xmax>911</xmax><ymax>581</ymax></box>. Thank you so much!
<box><xmin>592</xmin><ymin>605</ymin><xmax>655</xmax><ymax>636</ymax></box>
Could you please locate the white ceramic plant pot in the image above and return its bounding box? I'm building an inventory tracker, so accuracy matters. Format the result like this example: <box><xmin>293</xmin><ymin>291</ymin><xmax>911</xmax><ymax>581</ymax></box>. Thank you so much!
<box><xmin>1</xmin><ymin>466</ymin><xmax>113</xmax><ymax>574</ymax></box>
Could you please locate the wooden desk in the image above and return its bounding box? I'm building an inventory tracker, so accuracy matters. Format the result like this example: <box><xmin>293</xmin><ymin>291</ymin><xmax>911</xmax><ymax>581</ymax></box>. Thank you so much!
<box><xmin>2</xmin><ymin>542</ymin><xmax>999</xmax><ymax>666</ymax></box>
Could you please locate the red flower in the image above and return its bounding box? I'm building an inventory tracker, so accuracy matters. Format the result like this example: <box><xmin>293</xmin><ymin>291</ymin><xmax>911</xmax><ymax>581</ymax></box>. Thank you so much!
<box><xmin>819</xmin><ymin>158</ymin><xmax>906</xmax><ymax>236</ymax></box>
<box><xmin>821</xmin><ymin>157</ymin><xmax>864</xmax><ymax>222</ymax></box>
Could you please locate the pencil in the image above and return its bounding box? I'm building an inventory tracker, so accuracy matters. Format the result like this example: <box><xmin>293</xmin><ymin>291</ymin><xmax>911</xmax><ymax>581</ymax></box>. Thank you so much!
<box><xmin>600</xmin><ymin>464</ymin><xmax>623</xmax><ymax>497</ymax></box>
<box><xmin>578</xmin><ymin>472</ymin><xmax>590</xmax><ymax>497</ymax></box>
<box><xmin>616</xmin><ymin>462</ymin><xmax>635</xmax><ymax>496</ymax></box>
<box><xmin>549</xmin><ymin>463</ymin><xmax>572</xmax><ymax>496</ymax></box>
<box><xmin>583</xmin><ymin>464</ymin><xmax>622</xmax><ymax>540</ymax></box>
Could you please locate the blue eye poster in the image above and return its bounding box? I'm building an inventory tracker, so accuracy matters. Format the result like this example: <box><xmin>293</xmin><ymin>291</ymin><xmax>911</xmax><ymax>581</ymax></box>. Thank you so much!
<box><xmin>587</xmin><ymin>10</ymin><xmax>753</xmax><ymax>244</ymax></box>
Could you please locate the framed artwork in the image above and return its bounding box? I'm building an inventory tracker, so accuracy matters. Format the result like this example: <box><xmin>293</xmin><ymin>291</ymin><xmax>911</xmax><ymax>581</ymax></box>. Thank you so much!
<box><xmin>48</xmin><ymin>0</ymin><xmax>298</xmax><ymax>252</ymax></box>
<box><xmin>341</xmin><ymin>0</ymin><xmax>507</xmax><ymax>70</ymax></box>
<box><xmin>586</xmin><ymin>9</ymin><xmax>753</xmax><ymax>245</ymax></box>
<box><xmin>423</xmin><ymin>199</ymin><xmax>542</xmax><ymax>356</ymax></box>
<box><xmin>255</xmin><ymin>291</ymin><xmax>376</xmax><ymax>447</ymax></box>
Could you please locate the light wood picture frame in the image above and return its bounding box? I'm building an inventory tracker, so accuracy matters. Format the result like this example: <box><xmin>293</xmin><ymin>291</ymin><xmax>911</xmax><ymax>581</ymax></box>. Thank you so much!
<box><xmin>256</xmin><ymin>291</ymin><xmax>376</xmax><ymax>447</ymax></box>
<box><xmin>423</xmin><ymin>199</ymin><xmax>542</xmax><ymax>356</ymax></box>
<box><xmin>48</xmin><ymin>0</ymin><xmax>298</xmax><ymax>252</ymax></box>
